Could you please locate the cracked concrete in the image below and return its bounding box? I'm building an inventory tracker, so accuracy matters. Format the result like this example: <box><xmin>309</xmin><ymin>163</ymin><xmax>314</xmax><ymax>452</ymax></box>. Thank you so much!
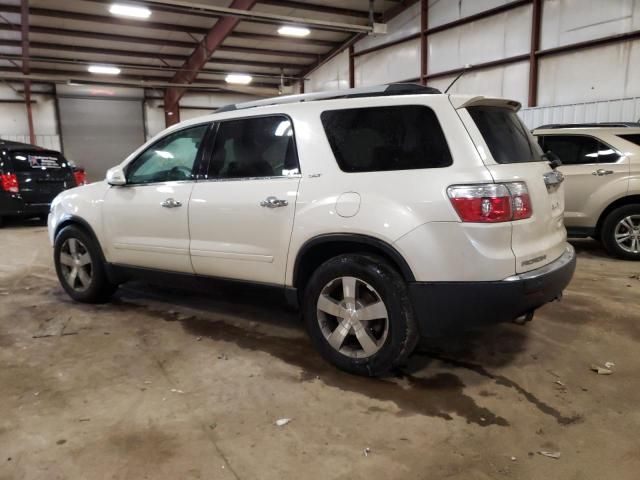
<box><xmin>1</xmin><ymin>220</ymin><xmax>639</xmax><ymax>479</ymax></box>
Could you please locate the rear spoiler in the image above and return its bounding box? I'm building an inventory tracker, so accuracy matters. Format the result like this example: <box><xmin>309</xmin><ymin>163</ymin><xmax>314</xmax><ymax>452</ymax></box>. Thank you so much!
<box><xmin>450</xmin><ymin>96</ymin><xmax>521</xmax><ymax>112</ymax></box>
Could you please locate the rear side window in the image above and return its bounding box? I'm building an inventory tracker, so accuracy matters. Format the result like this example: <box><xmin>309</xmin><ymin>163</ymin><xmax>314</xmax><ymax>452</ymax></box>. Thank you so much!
<box><xmin>207</xmin><ymin>115</ymin><xmax>299</xmax><ymax>179</ymax></box>
<box><xmin>540</xmin><ymin>135</ymin><xmax>620</xmax><ymax>165</ymax></box>
<box><xmin>468</xmin><ymin>106</ymin><xmax>543</xmax><ymax>164</ymax></box>
<box><xmin>619</xmin><ymin>134</ymin><xmax>640</xmax><ymax>146</ymax></box>
<box><xmin>9</xmin><ymin>152</ymin><xmax>71</xmax><ymax>172</ymax></box>
<box><xmin>320</xmin><ymin>105</ymin><xmax>452</xmax><ymax>173</ymax></box>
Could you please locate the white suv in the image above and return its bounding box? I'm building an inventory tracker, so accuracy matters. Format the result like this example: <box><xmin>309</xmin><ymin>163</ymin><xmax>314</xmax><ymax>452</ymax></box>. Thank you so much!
<box><xmin>48</xmin><ymin>84</ymin><xmax>576</xmax><ymax>376</ymax></box>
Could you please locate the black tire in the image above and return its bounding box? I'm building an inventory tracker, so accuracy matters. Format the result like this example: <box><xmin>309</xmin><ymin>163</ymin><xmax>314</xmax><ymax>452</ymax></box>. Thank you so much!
<box><xmin>600</xmin><ymin>204</ymin><xmax>640</xmax><ymax>261</ymax></box>
<box><xmin>302</xmin><ymin>254</ymin><xmax>419</xmax><ymax>376</ymax></box>
<box><xmin>54</xmin><ymin>225</ymin><xmax>118</xmax><ymax>302</ymax></box>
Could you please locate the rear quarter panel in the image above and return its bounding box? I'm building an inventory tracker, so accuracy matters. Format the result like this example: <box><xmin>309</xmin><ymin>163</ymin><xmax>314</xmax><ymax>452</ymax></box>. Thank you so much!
<box><xmin>283</xmin><ymin>95</ymin><xmax>513</xmax><ymax>284</ymax></box>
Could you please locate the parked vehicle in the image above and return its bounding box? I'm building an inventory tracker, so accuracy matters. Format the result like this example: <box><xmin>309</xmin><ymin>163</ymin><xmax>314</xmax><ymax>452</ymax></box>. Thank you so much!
<box><xmin>533</xmin><ymin>123</ymin><xmax>640</xmax><ymax>260</ymax></box>
<box><xmin>48</xmin><ymin>84</ymin><xmax>575</xmax><ymax>376</ymax></box>
<box><xmin>0</xmin><ymin>139</ymin><xmax>85</xmax><ymax>227</ymax></box>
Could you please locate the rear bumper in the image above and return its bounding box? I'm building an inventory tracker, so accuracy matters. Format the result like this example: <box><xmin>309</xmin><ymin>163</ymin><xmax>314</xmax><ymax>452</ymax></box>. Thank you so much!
<box><xmin>0</xmin><ymin>193</ymin><xmax>51</xmax><ymax>217</ymax></box>
<box><xmin>408</xmin><ymin>244</ymin><xmax>576</xmax><ymax>337</ymax></box>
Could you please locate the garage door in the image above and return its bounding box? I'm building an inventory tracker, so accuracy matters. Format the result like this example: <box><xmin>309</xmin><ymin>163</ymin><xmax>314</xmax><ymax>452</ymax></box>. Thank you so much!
<box><xmin>58</xmin><ymin>97</ymin><xmax>145</xmax><ymax>182</ymax></box>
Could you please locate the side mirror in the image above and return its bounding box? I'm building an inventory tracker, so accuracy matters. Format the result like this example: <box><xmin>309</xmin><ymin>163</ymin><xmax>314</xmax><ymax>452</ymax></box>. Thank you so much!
<box><xmin>106</xmin><ymin>166</ymin><xmax>126</xmax><ymax>186</ymax></box>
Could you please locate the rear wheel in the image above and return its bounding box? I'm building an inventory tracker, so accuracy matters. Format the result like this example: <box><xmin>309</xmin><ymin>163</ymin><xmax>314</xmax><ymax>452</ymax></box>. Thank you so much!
<box><xmin>601</xmin><ymin>204</ymin><xmax>640</xmax><ymax>260</ymax></box>
<box><xmin>302</xmin><ymin>254</ymin><xmax>418</xmax><ymax>376</ymax></box>
<box><xmin>54</xmin><ymin>225</ymin><xmax>117</xmax><ymax>302</ymax></box>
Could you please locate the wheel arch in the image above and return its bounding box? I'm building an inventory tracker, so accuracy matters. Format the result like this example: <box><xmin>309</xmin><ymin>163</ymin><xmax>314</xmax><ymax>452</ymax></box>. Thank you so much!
<box><xmin>595</xmin><ymin>195</ymin><xmax>640</xmax><ymax>238</ymax></box>
<box><xmin>55</xmin><ymin>215</ymin><xmax>108</xmax><ymax>265</ymax></box>
<box><xmin>292</xmin><ymin>234</ymin><xmax>415</xmax><ymax>292</ymax></box>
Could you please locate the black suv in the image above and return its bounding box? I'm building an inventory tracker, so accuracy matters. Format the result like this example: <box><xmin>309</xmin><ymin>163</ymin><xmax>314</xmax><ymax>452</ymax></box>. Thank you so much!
<box><xmin>0</xmin><ymin>139</ymin><xmax>85</xmax><ymax>227</ymax></box>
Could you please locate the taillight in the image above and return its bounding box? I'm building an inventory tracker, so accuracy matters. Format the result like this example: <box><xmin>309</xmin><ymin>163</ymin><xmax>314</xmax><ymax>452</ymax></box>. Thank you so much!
<box><xmin>506</xmin><ymin>182</ymin><xmax>533</xmax><ymax>220</ymax></box>
<box><xmin>447</xmin><ymin>182</ymin><xmax>532</xmax><ymax>223</ymax></box>
<box><xmin>73</xmin><ymin>169</ymin><xmax>87</xmax><ymax>186</ymax></box>
<box><xmin>0</xmin><ymin>173</ymin><xmax>19</xmax><ymax>193</ymax></box>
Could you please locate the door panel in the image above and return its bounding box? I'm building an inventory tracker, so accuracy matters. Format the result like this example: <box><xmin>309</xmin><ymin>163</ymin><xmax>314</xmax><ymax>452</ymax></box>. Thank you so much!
<box><xmin>189</xmin><ymin>178</ymin><xmax>300</xmax><ymax>284</ymax></box>
<box><xmin>101</xmin><ymin>123</ymin><xmax>210</xmax><ymax>273</ymax></box>
<box><xmin>189</xmin><ymin>114</ymin><xmax>301</xmax><ymax>285</ymax></box>
<box><xmin>541</xmin><ymin>135</ymin><xmax>630</xmax><ymax>226</ymax></box>
<box><xmin>103</xmin><ymin>182</ymin><xmax>195</xmax><ymax>273</ymax></box>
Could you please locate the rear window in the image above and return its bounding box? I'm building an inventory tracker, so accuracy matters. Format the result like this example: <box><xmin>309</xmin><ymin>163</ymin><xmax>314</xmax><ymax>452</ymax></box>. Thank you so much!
<box><xmin>468</xmin><ymin>106</ymin><xmax>543</xmax><ymax>164</ymax></box>
<box><xmin>320</xmin><ymin>105</ymin><xmax>452</xmax><ymax>173</ymax></box>
<box><xmin>619</xmin><ymin>134</ymin><xmax>640</xmax><ymax>147</ymax></box>
<box><xmin>9</xmin><ymin>151</ymin><xmax>71</xmax><ymax>172</ymax></box>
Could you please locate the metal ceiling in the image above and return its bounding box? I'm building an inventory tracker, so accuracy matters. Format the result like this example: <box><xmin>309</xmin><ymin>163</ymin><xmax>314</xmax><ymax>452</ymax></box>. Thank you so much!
<box><xmin>0</xmin><ymin>0</ymin><xmax>407</xmax><ymax>97</ymax></box>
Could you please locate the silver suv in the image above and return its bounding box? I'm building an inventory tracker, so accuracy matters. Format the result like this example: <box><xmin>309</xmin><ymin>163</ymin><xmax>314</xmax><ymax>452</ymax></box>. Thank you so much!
<box><xmin>533</xmin><ymin>123</ymin><xmax>640</xmax><ymax>260</ymax></box>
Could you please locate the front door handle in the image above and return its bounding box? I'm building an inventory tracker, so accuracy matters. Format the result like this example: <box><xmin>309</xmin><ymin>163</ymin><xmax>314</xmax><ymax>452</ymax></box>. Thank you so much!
<box><xmin>592</xmin><ymin>169</ymin><xmax>614</xmax><ymax>176</ymax></box>
<box><xmin>260</xmin><ymin>196</ymin><xmax>288</xmax><ymax>208</ymax></box>
<box><xmin>161</xmin><ymin>198</ymin><xmax>182</xmax><ymax>208</ymax></box>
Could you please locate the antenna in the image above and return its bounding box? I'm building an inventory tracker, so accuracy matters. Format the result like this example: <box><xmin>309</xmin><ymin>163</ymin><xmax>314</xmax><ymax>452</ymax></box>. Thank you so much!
<box><xmin>445</xmin><ymin>64</ymin><xmax>471</xmax><ymax>94</ymax></box>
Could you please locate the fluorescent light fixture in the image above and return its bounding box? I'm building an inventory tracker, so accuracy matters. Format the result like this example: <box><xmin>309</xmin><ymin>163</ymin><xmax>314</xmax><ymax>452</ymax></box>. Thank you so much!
<box><xmin>278</xmin><ymin>26</ymin><xmax>311</xmax><ymax>37</ymax></box>
<box><xmin>225</xmin><ymin>74</ymin><xmax>252</xmax><ymax>85</ymax></box>
<box><xmin>88</xmin><ymin>65</ymin><xmax>121</xmax><ymax>75</ymax></box>
<box><xmin>109</xmin><ymin>3</ymin><xmax>151</xmax><ymax>19</ymax></box>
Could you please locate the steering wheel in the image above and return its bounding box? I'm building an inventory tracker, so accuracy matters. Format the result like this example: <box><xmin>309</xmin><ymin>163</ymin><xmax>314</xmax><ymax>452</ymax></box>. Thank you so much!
<box><xmin>168</xmin><ymin>165</ymin><xmax>192</xmax><ymax>180</ymax></box>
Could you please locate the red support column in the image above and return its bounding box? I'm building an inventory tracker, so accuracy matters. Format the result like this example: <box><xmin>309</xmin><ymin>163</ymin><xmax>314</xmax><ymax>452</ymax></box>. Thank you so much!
<box><xmin>164</xmin><ymin>94</ymin><xmax>180</xmax><ymax>127</ymax></box>
<box><xmin>348</xmin><ymin>45</ymin><xmax>355</xmax><ymax>88</ymax></box>
<box><xmin>21</xmin><ymin>0</ymin><xmax>35</xmax><ymax>144</ymax></box>
<box><xmin>420</xmin><ymin>0</ymin><xmax>428</xmax><ymax>85</ymax></box>
<box><xmin>164</xmin><ymin>0</ymin><xmax>257</xmax><ymax>127</ymax></box>
<box><xmin>528</xmin><ymin>0</ymin><xmax>542</xmax><ymax>107</ymax></box>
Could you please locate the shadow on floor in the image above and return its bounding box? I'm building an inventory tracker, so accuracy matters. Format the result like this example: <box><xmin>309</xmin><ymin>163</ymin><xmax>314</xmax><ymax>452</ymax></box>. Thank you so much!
<box><xmin>112</xmin><ymin>279</ymin><xmax>580</xmax><ymax>426</ymax></box>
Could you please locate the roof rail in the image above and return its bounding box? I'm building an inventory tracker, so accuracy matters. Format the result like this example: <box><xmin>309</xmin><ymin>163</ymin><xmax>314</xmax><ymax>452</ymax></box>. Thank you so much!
<box><xmin>215</xmin><ymin>83</ymin><xmax>441</xmax><ymax>113</ymax></box>
<box><xmin>536</xmin><ymin>122</ymin><xmax>640</xmax><ymax>129</ymax></box>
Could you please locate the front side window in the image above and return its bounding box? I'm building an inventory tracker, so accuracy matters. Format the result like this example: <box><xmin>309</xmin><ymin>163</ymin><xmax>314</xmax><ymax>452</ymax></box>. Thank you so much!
<box><xmin>467</xmin><ymin>106</ymin><xmax>543</xmax><ymax>164</ymax></box>
<box><xmin>127</xmin><ymin>124</ymin><xmax>209</xmax><ymax>184</ymax></box>
<box><xmin>320</xmin><ymin>105</ymin><xmax>452</xmax><ymax>172</ymax></box>
<box><xmin>540</xmin><ymin>135</ymin><xmax>620</xmax><ymax>165</ymax></box>
<box><xmin>207</xmin><ymin>115</ymin><xmax>299</xmax><ymax>179</ymax></box>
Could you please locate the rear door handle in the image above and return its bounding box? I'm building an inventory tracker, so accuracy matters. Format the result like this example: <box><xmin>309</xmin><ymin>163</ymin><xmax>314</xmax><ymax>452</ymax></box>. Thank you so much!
<box><xmin>260</xmin><ymin>196</ymin><xmax>288</xmax><ymax>208</ymax></box>
<box><xmin>592</xmin><ymin>169</ymin><xmax>614</xmax><ymax>176</ymax></box>
<box><xmin>161</xmin><ymin>198</ymin><xmax>182</xmax><ymax>208</ymax></box>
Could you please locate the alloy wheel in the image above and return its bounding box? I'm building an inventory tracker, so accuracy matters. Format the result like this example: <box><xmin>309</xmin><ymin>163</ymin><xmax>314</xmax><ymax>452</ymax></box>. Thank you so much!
<box><xmin>59</xmin><ymin>238</ymin><xmax>93</xmax><ymax>292</ymax></box>
<box><xmin>614</xmin><ymin>215</ymin><xmax>640</xmax><ymax>254</ymax></box>
<box><xmin>316</xmin><ymin>276</ymin><xmax>389</xmax><ymax>358</ymax></box>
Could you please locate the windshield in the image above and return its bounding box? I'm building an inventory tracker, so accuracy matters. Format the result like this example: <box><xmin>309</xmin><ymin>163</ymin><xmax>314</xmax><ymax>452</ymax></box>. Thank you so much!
<box><xmin>468</xmin><ymin>106</ymin><xmax>544</xmax><ymax>164</ymax></box>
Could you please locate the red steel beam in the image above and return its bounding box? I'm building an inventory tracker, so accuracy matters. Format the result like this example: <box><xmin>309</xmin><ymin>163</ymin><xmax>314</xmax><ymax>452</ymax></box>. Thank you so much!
<box><xmin>164</xmin><ymin>0</ymin><xmax>258</xmax><ymax>126</ymax></box>
<box><xmin>348</xmin><ymin>45</ymin><xmax>355</xmax><ymax>88</ymax></box>
<box><xmin>0</xmin><ymin>23</ymin><xmax>319</xmax><ymax>59</ymax></box>
<box><xmin>302</xmin><ymin>0</ymin><xmax>420</xmax><ymax>81</ymax></box>
<box><xmin>0</xmin><ymin>40</ymin><xmax>305</xmax><ymax>71</ymax></box>
<box><xmin>420</xmin><ymin>0</ymin><xmax>428</xmax><ymax>85</ymax></box>
<box><xmin>20</xmin><ymin>0</ymin><xmax>35</xmax><ymax>145</ymax></box>
<box><xmin>258</xmin><ymin>0</ymin><xmax>374</xmax><ymax>19</ymax></box>
<box><xmin>528</xmin><ymin>0</ymin><xmax>542</xmax><ymax>107</ymax></box>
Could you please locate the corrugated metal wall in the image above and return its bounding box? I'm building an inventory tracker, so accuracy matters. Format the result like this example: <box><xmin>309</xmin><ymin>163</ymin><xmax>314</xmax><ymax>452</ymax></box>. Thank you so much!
<box><xmin>305</xmin><ymin>0</ymin><xmax>640</xmax><ymax>120</ymax></box>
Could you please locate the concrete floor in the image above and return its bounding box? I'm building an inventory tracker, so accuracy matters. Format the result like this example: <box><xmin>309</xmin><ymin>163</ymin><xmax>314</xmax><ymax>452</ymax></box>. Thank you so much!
<box><xmin>1</xmin><ymin>220</ymin><xmax>639</xmax><ymax>480</ymax></box>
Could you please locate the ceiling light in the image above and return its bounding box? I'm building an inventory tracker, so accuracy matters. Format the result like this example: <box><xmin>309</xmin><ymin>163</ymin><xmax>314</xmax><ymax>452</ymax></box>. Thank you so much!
<box><xmin>225</xmin><ymin>74</ymin><xmax>252</xmax><ymax>85</ymax></box>
<box><xmin>88</xmin><ymin>65</ymin><xmax>121</xmax><ymax>75</ymax></box>
<box><xmin>109</xmin><ymin>3</ymin><xmax>151</xmax><ymax>19</ymax></box>
<box><xmin>278</xmin><ymin>26</ymin><xmax>311</xmax><ymax>37</ymax></box>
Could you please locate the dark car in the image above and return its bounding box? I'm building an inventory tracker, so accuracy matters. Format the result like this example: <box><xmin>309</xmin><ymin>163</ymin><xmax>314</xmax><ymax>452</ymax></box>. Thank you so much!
<box><xmin>0</xmin><ymin>139</ymin><xmax>85</xmax><ymax>227</ymax></box>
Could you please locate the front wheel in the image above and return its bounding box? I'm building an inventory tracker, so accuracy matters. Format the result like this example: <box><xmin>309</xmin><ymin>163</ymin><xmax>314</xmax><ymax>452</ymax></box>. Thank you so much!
<box><xmin>302</xmin><ymin>254</ymin><xmax>419</xmax><ymax>376</ymax></box>
<box><xmin>601</xmin><ymin>204</ymin><xmax>640</xmax><ymax>261</ymax></box>
<box><xmin>54</xmin><ymin>225</ymin><xmax>117</xmax><ymax>302</ymax></box>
